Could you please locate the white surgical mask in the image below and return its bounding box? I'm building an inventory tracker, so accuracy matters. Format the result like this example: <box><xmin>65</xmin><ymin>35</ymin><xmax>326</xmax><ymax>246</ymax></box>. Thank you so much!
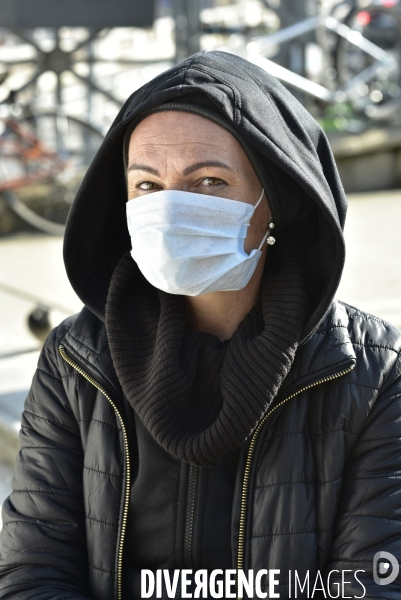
<box><xmin>126</xmin><ymin>188</ymin><xmax>271</xmax><ymax>296</ymax></box>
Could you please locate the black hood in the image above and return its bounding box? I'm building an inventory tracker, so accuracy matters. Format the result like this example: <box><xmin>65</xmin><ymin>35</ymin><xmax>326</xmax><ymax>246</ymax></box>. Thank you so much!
<box><xmin>63</xmin><ymin>50</ymin><xmax>347</xmax><ymax>343</ymax></box>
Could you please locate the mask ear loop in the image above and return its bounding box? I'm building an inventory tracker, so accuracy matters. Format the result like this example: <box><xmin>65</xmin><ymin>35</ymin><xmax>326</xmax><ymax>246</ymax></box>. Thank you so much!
<box><xmin>253</xmin><ymin>188</ymin><xmax>265</xmax><ymax>211</ymax></box>
<box><xmin>257</xmin><ymin>228</ymin><xmax>270</xmax><ymax>251</ymax></box>
<box><xmin>254</xmin><ymin>190</ymin><xmax>276</xmax><ymax>250</ymax></box>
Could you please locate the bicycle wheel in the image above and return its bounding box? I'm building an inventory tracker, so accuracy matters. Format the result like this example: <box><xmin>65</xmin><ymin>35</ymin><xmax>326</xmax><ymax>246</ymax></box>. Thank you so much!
<box><xmin>1</xmin><ymin>112</ymin><xmax>103</xmax><ymax>234</ymax></box>
<box><xmin>335</xmin><ymin>4</ymin><xmax>401</xmax><ymax>120</ymax></box>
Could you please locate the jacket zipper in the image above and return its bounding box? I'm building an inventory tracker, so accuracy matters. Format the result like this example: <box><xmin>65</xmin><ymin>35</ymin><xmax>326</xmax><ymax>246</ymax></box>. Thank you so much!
<box><xmin>184</xmin><ymin>464</ymin><xmax>199</xmax><ymax>569</ymax></box>
<box><xmin>236</xmin><ymin>362</ymin><xmax>356</xmax><ymax>599</ymax></box>
<box><xmin>59</xmin><ymin>346</ymin><xmax>130</xmax><ymax>600</ymax></box>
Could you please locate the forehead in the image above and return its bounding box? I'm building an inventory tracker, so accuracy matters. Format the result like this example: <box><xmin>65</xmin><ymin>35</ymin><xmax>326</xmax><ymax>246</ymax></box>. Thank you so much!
<box><xmin>127</xmin><ymin>110</ymin><xmax>243</xmax><ymax>158</ymax></box>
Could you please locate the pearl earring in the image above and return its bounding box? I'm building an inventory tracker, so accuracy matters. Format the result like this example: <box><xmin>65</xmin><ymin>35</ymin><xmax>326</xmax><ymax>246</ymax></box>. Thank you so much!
<box><xmin>266</xmin><ymin>219</ymin><xmax>275</xmax><ymax>245</ymax></box>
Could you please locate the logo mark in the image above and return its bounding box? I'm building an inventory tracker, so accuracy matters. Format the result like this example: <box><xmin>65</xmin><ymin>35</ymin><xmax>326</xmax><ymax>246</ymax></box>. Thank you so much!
<box><xmin>373</xmin><ymin>551</ymin><xmax>399</xmax><ymax>586</ymax></box>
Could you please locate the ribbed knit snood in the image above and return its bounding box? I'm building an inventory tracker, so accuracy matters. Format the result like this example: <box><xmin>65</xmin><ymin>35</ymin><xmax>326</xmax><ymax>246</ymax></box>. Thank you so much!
<box><xmin>105</xmin><ymin>241</ymin><xmax>308</xmax><ymax>467</ymax></box>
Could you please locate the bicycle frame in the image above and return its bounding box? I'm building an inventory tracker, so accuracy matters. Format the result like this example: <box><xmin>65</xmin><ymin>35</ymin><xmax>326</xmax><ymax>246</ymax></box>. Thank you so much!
<box><xmin>0</xmin><ymin>116</ymin><xmax>67</xmax><ymax>191</ymax></box>
<box><xmin>245</xmin><ymin>12</ymin><xmax>398</xmax><ymax>103</ymax></box>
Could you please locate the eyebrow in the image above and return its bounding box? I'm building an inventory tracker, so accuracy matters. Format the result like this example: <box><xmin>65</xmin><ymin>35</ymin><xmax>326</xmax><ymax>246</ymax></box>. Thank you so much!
<box><xmin>127</xmin><ymin>160</ymin><xmax>234</xmax><ymax>176</ymax></box>
<box><xmin>127</xmin><ymin>163</ymin><xmax>159</xmax><ymax>175</ymax></box>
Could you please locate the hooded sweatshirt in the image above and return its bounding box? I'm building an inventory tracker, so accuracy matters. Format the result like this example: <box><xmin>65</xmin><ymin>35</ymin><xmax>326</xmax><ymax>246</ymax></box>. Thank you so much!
<box><xmin>63</xmin><ymin>50</ymin><xmax>347</xmax><ymax>345</ymax></box>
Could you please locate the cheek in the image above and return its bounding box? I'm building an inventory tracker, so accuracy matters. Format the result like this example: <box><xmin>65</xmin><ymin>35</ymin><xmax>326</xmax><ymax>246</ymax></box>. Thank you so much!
<box><xmin>244</xmin><ymin>224</ymin><xmax>258</xmax><ymax>254</ymax></box>
<box><xmin>126</xmin><ymin>181</ymin><xmax>138</xmax><ymax>199</ymax></box>
<box><xmin>244</xmin><ymin>206</ymin><xmax>270</xmax><ymax>252</ymax></box>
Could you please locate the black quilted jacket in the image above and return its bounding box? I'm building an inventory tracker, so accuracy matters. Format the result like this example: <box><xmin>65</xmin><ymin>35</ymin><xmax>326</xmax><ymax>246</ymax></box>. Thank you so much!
<box><xmin>0</xmin><ymin>300</ymin><xmax>401</xmax><ymax>599</ymax></box>
<box><xmin>1</xmin><ymin>51</ymin><xmax>401</xmax><ymax>599</ymax></box>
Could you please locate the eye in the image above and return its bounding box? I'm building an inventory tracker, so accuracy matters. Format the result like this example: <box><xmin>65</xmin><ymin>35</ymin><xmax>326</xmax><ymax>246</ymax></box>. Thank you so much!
<box><xmin>200</xmin><ymin>177</ymin><xmax>225</xmax><ymax>186</ymax></box>
<box><xmin>137</xmin><ymin>181</ymin><xmax>160</xmax><ymax>191</ymax></box>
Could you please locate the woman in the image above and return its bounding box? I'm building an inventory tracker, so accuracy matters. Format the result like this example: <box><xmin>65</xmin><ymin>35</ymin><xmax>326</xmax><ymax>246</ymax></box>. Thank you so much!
<box><xmin>0</xmin><ymin>51</ymin><xmax>400</xmax><ymax>599</ymax></box>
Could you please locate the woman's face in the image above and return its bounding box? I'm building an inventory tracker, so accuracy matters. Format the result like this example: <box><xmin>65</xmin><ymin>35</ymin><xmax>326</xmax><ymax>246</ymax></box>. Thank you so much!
<box><xmin>126</xmin><ymin>110</ymin><xmax>271</xmax><ymax>255</ymax></box>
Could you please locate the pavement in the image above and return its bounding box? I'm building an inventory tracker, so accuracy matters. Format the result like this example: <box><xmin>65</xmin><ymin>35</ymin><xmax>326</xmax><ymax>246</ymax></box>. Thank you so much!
<box><xmin>0</xmin><ymin>232</ymin><xmax>82</xmax><ymax>515</ymax></box>
<box><xmin>0</xmin><ymin>461</ymin><xmax>14</xmax><ymax>529</ymax></box>
<box><xmin>336</xmin><ymin>189</ymin><xmax>401</xmax><ymax>327</ymax></box>
<box><xmin>0</xmin><ymin>189</ymin><xmax>400</xmax><ymax>519</ymax></box>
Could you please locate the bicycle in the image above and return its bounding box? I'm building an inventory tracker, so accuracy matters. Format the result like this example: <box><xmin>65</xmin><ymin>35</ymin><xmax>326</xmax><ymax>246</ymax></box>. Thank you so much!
<box><xmin>241</xmin><ymin>0</ymin><xmax>401</xmax><ymax>123</ymax></box>
<box><xmin>0</xmin><ymin>86</ymin><xmax>103</xmax><ymax>235</ymax></box>
<box><xmin>333</xmin><ymin>0</ymin><xmax>401</xmax><ymax>119</ymax></box>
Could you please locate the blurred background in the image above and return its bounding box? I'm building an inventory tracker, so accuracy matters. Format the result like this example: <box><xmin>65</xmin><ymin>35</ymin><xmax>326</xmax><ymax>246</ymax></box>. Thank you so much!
<box><xmin>0</xmin><ymin>0</ymin><xmax>400</xmax><ymax>519</ymax></box>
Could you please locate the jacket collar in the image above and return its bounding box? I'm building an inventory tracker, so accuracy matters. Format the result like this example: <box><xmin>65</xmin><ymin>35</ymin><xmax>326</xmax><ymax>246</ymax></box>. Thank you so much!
<box><xmin>60</xmin><ymin>299</ymin><xmax>357</xmax><ymax>412</ymax></box>
<box><xmin>60</xmin><ymin>306</ymin><xmax>123</xmax><ymax>404</ymax></box>
<box><xmin>281</xmin><ymin>299</ymin><xmax>357</xmax><ymax>398</ymax></box>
